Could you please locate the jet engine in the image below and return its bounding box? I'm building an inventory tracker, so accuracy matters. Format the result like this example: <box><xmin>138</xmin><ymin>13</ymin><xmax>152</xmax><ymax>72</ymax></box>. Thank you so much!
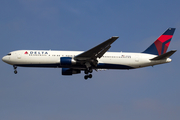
<box><xmin>60</xmin><ymin>57</ymin><xmax>77</xmax><ymax>66</ymax></box>
<box><xmin>62</xmin><ymin>68</ymin><xmax>81</xmax><ymax>75</ymax></box>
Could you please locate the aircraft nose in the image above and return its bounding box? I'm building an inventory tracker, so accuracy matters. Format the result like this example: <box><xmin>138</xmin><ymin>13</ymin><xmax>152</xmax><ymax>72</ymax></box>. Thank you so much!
<box><xmin>2</xmin><ymin>56</ymin><xmax>9</xmax><ymax>63</ymax></box>
<box><xmin>2</xmin><ymin>56</ymin><xmax>6</xmax><ymax>62</ymax></box>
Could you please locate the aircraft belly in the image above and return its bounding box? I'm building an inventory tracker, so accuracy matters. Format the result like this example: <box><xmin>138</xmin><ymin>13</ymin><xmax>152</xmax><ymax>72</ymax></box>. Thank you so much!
<box><xmin>98</xmin><ymin>58</ymin><xmax>135</xmax><ymax>69</ymax></box>
<box><xmin>97</xmin><ymin>63</ymin><xmax>134</xmax><ymax>69</ymax></box>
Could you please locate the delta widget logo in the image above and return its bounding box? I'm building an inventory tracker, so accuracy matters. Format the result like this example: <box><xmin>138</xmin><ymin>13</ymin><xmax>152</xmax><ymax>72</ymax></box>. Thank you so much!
<box><xmin>24</xmin><ymin>51</ymin><xmax>28</xmax><ymax>54</ymax></box>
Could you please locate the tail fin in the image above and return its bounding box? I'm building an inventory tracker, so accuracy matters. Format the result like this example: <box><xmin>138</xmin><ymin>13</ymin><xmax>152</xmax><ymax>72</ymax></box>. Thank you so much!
<box><xmin>143</xmin><ymin>28</ymin><xmax>176</xmax><ymax>55</ymax></box>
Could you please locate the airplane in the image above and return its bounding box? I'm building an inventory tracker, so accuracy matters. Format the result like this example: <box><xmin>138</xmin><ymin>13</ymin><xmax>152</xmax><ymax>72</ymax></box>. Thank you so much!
<box><xmin>2</xmin><ymin>28</ymin><xmax>176</xmax><ymax>80</ymax></box>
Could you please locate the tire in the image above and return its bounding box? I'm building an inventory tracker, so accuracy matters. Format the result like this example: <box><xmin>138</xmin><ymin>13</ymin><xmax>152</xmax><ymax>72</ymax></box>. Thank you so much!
<box><xmin>14</xmin><ymin>70</ymin><xmax>17</xmax><ymax>74</ymax></box>
<box><xmin>84</xmin><ymin>75</ymin><xmax>88</xmax><ymax>80</ymax></box>
<box><xmin>89</xmin><ymin>74</ymin><xmax>92</xmax><ymax>78</ymax></box>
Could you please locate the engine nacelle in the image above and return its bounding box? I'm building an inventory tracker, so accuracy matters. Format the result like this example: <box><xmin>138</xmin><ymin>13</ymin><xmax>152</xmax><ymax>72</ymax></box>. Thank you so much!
<box><xmin>62</xmin><ymin>68</ymin><xmax>81</xmax><ymax>75</ymax></box>
<box><xmin>60</xmin><ymin>57</ymin><xmax>76</xmax><ymax>66</ymax></box>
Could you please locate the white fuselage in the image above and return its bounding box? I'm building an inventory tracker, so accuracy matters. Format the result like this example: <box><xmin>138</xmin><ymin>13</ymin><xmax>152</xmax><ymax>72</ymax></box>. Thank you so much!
<box><xmin>2</xmin><ymin>50</ymin><xmax>171</xmax><ymax>70</ymax></box>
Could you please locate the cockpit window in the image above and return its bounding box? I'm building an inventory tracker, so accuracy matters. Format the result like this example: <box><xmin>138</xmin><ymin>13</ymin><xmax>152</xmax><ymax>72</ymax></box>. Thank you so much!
<box><xmin>7</xmin><ymin>53</ymin><xmax>11</xmax><ymax>56</ymax></box>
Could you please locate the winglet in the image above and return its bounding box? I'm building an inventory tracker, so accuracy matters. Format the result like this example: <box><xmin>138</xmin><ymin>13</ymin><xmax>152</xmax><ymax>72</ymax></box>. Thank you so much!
<box><xmin>150</xmin><ymin>50</ymin><xmax>177</xmax><ymax>60</ymax></box>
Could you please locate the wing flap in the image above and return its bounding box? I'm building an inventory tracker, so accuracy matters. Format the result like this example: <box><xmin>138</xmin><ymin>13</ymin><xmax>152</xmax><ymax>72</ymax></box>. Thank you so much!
<box><xmin>96</xmin><ymin>45</ymin><xmax>111</xmax><ymax>58</ymax></box>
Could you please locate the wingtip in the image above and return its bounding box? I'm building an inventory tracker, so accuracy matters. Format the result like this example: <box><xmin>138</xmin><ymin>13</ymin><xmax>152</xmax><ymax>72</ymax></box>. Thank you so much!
<box><xmin>112</xmin><ymin>36</ymin><xmax>119</xmax><ymax>38</ymax></box>
<box><xmin>112</xmin><ymin>36</ymin><xmax>119</xmax><ymax>39</ymax></box>
<box><xmin>168</xmin><ymin>27</ymin><xmax>176</xmax><ymax>30</ymax></box>
<box><xmin>171</xmin><ymin>50</ymin><xmax>177</xmax><ymax>52</ymax></box>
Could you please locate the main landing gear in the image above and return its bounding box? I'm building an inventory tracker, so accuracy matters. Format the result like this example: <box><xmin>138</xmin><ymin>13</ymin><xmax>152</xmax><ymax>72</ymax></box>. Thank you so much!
<box><xmin>84</xmin><ymin>68</ymin><xmax>93</xmax><ymax>80</ymax></box>
<box><xmin>84</xmin><ymin>74</ymin><xmax>92</xmax><ymax>80</ymax></box>
<box><xmin>13</xmin><ymin>65</ymin><xmax>17</xmax><ymax>74</ymax></box>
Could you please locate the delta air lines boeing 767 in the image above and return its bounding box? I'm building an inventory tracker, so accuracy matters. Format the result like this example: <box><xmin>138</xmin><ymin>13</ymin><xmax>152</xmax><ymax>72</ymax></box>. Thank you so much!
<box><xmin>2</xmin><ymin>28</ymin><xmax>176</xmax><ymax>79</ymax></box>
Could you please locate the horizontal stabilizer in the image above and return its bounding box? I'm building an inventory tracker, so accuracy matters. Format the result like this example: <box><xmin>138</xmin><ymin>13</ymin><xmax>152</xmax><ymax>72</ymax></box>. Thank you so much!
<box><xmin>150</xmin><ymin>50</ymin><xmax>177</xmax><ymax>60</ymax></box>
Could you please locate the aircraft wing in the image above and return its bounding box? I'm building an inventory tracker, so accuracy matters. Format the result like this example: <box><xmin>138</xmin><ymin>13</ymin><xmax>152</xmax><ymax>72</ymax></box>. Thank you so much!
<box><xmin>74</xmin><ymin>36</ymin><xmax>119</xmax><ymax>61</ymax></box>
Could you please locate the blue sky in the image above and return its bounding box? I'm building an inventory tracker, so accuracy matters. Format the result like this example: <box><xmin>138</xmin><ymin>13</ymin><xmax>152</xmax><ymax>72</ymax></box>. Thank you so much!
<box><xmin>0</xmin><ymin>0</ymin><xmax>180</xmax><ymax>120</ymax></box>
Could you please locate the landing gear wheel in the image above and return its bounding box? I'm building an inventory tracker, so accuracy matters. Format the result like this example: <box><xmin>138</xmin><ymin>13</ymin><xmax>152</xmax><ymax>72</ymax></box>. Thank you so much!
<box><xmin>84</xmin><ymin>68</ymin><xmax>93</xmax><ymax>74</ymax></box>
<box><xmin>84</xmin><ymin>68</ymin><xmax>93</xmax><ymax>80</ymax></box>
<box><xmin>14</xmin><ymin>70</ymin><xmax>17</xmax><ymax>74</ymax></box>
<box><xmin>84</xmin><ymin>74</ymin><xmax>93</xmax><ymax>80</ymax></box>
<box><xmin>13</xmin><ymin>66</ymin><xmax>18</xmax><ymax>74</ymax></box>
<box><xmin>89</xmin><ymin>74</ymin><xmax>92</xmax><ymax>78</ymax></box>
<box><xmin>84</xmin><ymin>75</ymin><xmax>88</xmax><ymax>80</ymax></box>
<box><xmin>14</xmin><ymin>66</ymin><xmax>17</xmax><ymax>69</ymax></box>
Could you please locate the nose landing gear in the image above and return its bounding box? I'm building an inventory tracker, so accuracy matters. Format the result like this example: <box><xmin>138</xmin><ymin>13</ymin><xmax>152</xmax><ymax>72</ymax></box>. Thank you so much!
<box><xmin>13</xmin><ymin>66</ymin><xmax>17</xmax><ymax>74</ymax></box>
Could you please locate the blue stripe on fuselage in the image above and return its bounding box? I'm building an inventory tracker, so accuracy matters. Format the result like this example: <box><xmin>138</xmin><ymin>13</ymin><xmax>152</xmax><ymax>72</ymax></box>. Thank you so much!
<box><xmin>15</xmin><ymin>63</ymin><xmax>134</xmax><ymax>70</ymax></box>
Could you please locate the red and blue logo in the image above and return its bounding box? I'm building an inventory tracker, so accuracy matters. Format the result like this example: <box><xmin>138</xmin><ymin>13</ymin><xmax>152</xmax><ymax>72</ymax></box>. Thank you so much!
<box><xmin>143</xmin><ymin>28</ymin><xmax>175</xmax><ymax>55</ymax></box>
<box><xmin>154</xmin><ymin>34</ymin><xmax>172</xmax><ymax>55</ymax></box>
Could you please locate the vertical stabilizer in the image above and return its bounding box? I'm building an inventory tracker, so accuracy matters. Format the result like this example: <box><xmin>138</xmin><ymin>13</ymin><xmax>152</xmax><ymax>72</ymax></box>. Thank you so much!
<box><xmin>143</xmin><ymin>28</ymin><xmax>175</xmax><ymax>55</ymax></box>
